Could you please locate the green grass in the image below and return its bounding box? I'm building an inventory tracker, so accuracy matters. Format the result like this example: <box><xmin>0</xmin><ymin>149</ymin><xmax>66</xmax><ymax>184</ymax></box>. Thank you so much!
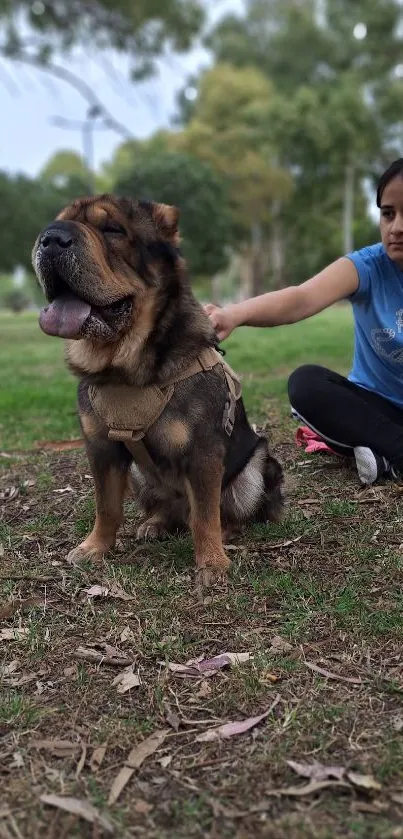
<box><xmin>0</xmin><ymin>311</ymin><xmax>78</xmax><ymax>449</ymax></box>
<box><xmin>0</xmin><ymin>305</ymin><xmax>353</xmax><ymax>449</ymax></box>
<box><xmin>0</xmin><ymin>691</ymin><xmax>41</xmax><ymax>726</ymax></box>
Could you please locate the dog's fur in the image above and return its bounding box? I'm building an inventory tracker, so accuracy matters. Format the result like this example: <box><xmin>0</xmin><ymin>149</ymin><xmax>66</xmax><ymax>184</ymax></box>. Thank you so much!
<box><xmin>32</xmin><ymin>195</ymin><xmax>283</xmax><ymax>585</ymax></box>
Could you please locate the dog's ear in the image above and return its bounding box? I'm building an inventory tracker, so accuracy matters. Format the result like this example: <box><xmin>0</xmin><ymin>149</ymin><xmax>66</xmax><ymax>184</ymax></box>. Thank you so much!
<box><xmin>120</xmin><ymin>197</ymin><xmax>181</xmax><ymax>246</ymax></box>
<box><xmin>116</xmin><ymin>196</ymin><xmax>137</xmax><ymax>220</ymax></box>
<box><xmin>150</xmin><ymin>202</ymin><xmax>180</xmax><ymax>246</ymax></box>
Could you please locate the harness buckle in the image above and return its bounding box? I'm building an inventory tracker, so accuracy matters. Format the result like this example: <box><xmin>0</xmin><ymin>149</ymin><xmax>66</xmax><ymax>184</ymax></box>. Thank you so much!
<box><xmin>222</xmin><ymin>394</ymin><xmax>236</xmax><ymax>436</ymax></box>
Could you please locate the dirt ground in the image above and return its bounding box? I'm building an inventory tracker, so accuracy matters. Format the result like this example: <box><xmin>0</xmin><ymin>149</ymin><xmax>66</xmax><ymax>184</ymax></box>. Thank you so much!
<box><xmin>1</xmin><ymin>434</ymin><xmax>403</xmax><ymax>838</ymax></box>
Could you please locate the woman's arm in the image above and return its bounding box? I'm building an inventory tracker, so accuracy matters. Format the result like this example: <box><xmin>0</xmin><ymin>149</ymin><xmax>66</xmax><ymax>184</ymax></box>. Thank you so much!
<box><xmin>205</xmin><ymin>257</ymin><xmax>359</xmax><ymax>341</ymax></box>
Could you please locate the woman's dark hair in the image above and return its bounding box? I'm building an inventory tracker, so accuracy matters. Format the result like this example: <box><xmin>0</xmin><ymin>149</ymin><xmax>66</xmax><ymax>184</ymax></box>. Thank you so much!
<box><xmin>377</xmin><ymin>158</ymin><xmax>403</xmax><ymax>207</ymax></box>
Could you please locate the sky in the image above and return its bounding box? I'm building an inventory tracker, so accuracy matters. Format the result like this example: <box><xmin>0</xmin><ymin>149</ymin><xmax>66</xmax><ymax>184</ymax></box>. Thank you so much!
<box><xmin>0</xmin><ymin>0</ymin><xmax>243</xmax><ymax>177</ymax></box>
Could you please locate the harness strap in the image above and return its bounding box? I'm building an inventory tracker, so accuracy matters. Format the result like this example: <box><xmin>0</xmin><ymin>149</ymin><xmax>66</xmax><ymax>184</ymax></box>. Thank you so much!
<box><xmin>161</xmin><ymin>346</ymin><xmax>223</xmax><ymax>386</ymax></box>
<box><xmin>90</xmin><ymin>345</ymin><xmax>242</xmax><ymax>474</ymax></box>
<box><xmin>221</xmin><ymin>360</ymin><xmax>242</xmax><ymax>436</ymax></box>
<box><xmin>108</xmin><ymin>427</ymin><xmax>157</xmax><ymax>473</ymax></box>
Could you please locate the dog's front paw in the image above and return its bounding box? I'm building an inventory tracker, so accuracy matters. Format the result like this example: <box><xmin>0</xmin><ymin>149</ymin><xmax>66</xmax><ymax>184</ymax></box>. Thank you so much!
<box><xmin>136</xmin><ymin>517</ymin><xmax>169</xmax><ymax>541</ymax></box>
<box><xmin>195</xmin><ymin>550</ymin><xmax>231</xmax><ymax>590</ymax></box>
<box><xmin>67</xmin><ymin>538</ymin><xmax>109</xmax><ymax>565</ymax></box>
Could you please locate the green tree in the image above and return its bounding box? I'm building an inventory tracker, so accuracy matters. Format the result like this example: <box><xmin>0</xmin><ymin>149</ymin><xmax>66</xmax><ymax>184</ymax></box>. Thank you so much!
<box><xmin>173</xmin><ymin>63</ymin><xmax>294</xmax><ymax>293</ymax></box>
<box><xmin>0</xmin><ymin>171</ymin><xmax>88</xmax><ymax>274</ymax></box>
<box><xmin>101</xmin><ymin>131</ymin><xmax>174</xmax><ymax>189</ymax></box>
<box><xmin>0</xmin><ymin>0</ymin><xmax>204</xmax><ymax>79</ymax></box>
<box><xmin>114</xmin><ymin>151</ymin><xmax>233</xmax><ymax>278</ymax></box>
<box><xmin>189</xmin><ymin>0</ymin><xmax>403</xmax><ymax>285</ymax></box>
<box><xmin>40</xmin><ymin>150</ymin><xmax>92</xmax><ymax>191</ymax></box>
<box><xmin>206</xmin><ymin>0</ymin><xmax>403</xmax><ymax>94</ymax></box>
<box><xmin>0</xmin><ymin>0</ymin><xmax>205</xmax><ymax>137</ymax></box>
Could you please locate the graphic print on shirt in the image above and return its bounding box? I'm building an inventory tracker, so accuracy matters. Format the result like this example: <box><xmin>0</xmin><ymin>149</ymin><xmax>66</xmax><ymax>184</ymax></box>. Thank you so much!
<box><xmin>371</xmin><ymin>310</ymin><xmax>403</xmax><ymax>363</ymax></box>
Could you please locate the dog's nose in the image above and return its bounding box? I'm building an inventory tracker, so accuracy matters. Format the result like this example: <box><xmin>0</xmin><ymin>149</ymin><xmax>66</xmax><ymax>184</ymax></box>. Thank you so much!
<box><xmin>40</xmin><ymin>224</ymin><xmax>73</xmax><ymax>250</ymax></box>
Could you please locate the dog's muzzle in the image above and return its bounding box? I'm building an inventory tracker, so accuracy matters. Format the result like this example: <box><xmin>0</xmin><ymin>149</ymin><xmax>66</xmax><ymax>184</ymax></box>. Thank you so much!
<box><xmin>35</xmin><ymin>221</ymin><xmax>132</xmax><ymax>342</ymax></box>
<box><xmin>35</xmin><ymin>222</ymin><xmax>91</xmax><ymax>339</ymax></box>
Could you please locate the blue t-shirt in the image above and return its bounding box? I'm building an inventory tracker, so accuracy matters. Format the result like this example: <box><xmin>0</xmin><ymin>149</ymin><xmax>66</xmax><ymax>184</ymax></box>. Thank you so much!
<box><xmin>346</xmin><ymin>243</ymin><xmax>403</xmax><ymax>409</ymax></box>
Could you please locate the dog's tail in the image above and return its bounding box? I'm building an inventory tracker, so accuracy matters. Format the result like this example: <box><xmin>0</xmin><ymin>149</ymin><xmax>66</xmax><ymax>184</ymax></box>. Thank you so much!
<box><xmin>221</xmin><ymin>436</ymin><xmax>284</xmax><ymax>525</ymax></box>
<box><xmin>261</xmin><ymin>442</ymin><xmax>284</xmax><ymax>523</ymax></box>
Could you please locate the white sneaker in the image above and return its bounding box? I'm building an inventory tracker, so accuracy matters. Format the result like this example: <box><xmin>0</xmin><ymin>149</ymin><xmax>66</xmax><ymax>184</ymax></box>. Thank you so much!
<box><xmin>354</xmin><ymin>446</ymin><xmax>390</xmax><ymax>485</ymax></box>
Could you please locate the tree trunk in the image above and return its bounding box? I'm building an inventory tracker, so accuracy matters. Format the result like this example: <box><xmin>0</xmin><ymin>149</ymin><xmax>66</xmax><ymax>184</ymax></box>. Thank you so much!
<box><xmin>251</xmin><ymin>222</ymin><xmax>266</xmax><ymax>296</ymax></box>
<box><xmin>270</xmin><ymin>200</ymin><xmax>285</xmax><ymax>289</ymax></box>
<box><xmin>210</xmin><ymin>272</ymin><xmax>221</xmax><ymax>306</ymax></box>
<box><xmin>239</xmin><ymin>251</ymin><xmax>253</xmax><ymax>300</ymax></box>
<box><xmin>343</xmin><ymin>161</ymin><xmax>355</xmax><ymax>254</ymax></box>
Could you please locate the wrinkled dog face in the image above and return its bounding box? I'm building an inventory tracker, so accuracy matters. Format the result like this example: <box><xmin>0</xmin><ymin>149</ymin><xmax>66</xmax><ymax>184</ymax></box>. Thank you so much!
<box><xmin>32</xmin><ymin>195</ymin><xmax>179</xmax><ymax>342</ymax></box>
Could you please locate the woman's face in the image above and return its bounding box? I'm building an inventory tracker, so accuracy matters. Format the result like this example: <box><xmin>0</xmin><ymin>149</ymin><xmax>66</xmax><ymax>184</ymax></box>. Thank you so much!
<box><xmin>380</xmin><ymin>174</ymin><xmax>403</xmax><ymax>266</ymax></box>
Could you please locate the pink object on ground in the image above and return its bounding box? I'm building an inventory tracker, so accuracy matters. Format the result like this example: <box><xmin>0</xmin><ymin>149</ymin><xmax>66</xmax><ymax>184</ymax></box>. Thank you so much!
<box><xmin>295</xmin><ymin>425</ymin><xmax>337</xmax><ymax>455</ymax></box>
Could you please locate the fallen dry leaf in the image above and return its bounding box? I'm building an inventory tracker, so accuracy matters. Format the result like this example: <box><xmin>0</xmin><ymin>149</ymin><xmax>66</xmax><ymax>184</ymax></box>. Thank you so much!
<box><xmin>0</xmin><ymin>627</ymin><xmax>29</xmax><ymax>642</ymax></box>
<box><xmin>108</xmin><ymin>582</ymin><xmax>134</xmax><ymax>601</ymax></box>
<box><xmin>163</xmin><ymin>661</ymin><xmax>195</xmax><ymax>676</ymax></box>
<box><xmin>195</xmin><ymin>655</ymin><xmax>231</xmax><ymax>675</ymax></box>
<box><xmin>305</xmin><ymin>660</ymin><xmax>362</xmax><ymax>685</ymax></box>
<box><xmin>268</xmin><ymin>636</ymin><xmax>293</xmax><ymax>655</ymax></box>
<box><xmin>91</xmin><ymin>745</ymin><xmax>107</xmax><ymax>773</ymax></box>
<box><xmin>351</xmin><ymin>800</ymin><xmax>388</xmax><ymax>814</ymax></box>
<box><xmin>31</xmin><ymin>739</ymin><xmax>81</xmax><ymax>758</ymax></box>
<box><xmin>133</xmin><ymin>800</ymin><xmax>153</xmax><ymax>814</ymax></box>
<box><xmin>0</xmin><ymin>659</ymin><xmax>19</xmax><ymax>676</ymax></box>
<box><xmin>286</xmin><ymin>762</ymin><xmax>381</xmax><ymax>794</ymax></box>
<box><xmin>120</xmin><ymin>626</ymin><xmax>135</xmax><ymax>643</ymax></box>
<box><xmin>0</xmin><ymin>486</ymin><xmax>19</xmax><ymax>502</ymax></box>
<box><xmin>108</xmin><ymin>729</ymin><xmax>168</xmax><ymax>806</ymax></box>
<box><xmin>196</xmin><ymin>681</ymin><xmax>212</xmax><ymax>699</ymax></box>
<box><xmin>260</xmin><ymin>669</ymin><xmax>279</xmax><ymax>684</ymax></box>
<box><xmin>275</xmin><ymin>780</ymin><xmax>348</xmax><ymax>797</ymax></box>
<box><xmin>163</xmin><ymin>652</ymin><xmax>252</xmax><ymax>679</ymax></box>
<box><xmin>159</xmin><ymin>755</ymin><xmax>172</xmax><ymax>769</ymax></box>
<box><xmin>196</xmin><ymin>695</ymin><xmax>280</xmax><ymax>742</ymax></box>
<box><xmin>287</xmin><ymin>760</ymin><xmax>345</xmax><ymax>782</ymax></box>
<box><xmin>224</xmin><ymin>652</ymin><xmax>253</xmax><ymax>665</ymax></box>
<box><xmin>84</xmin><ymin>585</ymin><xmax>110</xmax><ymax>599</ymax></box>
<box><xmin>111</xmin><ymin>667</ymin><xmax>141</xmax><ymax>694</ymax></box>
<box><xmin>392</xmin><ymin>715</ymin><xmax>403</xmax><ymax>732</ymax></box>
<box><xmin>75</xmin><ymin>643</ymin><xmax>132</xmax><ymax>667</ymax></box>
<box><xmin>391</xmin><ymin>793</ymin><xmax>403</xmax><ymax>805</ymax></box>
<box><xmin>40</xmin><ymin>794</ymin><xmax>114</xmax><ymax>834</ymax></box>
<box><xmin>13</xmin><ymin>673</ymin><xmax>39</xmax><ymax>687</ymax></box>
<box><xmin>206</xmin><ymin>778</ymin><xmax>350</xmax><ymax>817</ymax></box>
<box><xmin>166</xmin><ymin>710</ymin><xmax>180</xmax><ymax>731</ymax></box>
<box><xmin>53</xmin><ymin>485</ymin><xmax>75</xmax><ymax>494</ymax></box>
<box><xmin>12</xmin><ymin>752</ymin><xmax>24</xmax><ymax>769</ymax></box>
<box><xmin>346</xmin><ymin>771</ymin><xmax>382</xmax><ymax>791</ymax></box>
<box><xmin>76</xmin><ymin>744</ymin><xmax>87</xmax><ymax>778</ymax></box>
<box><xmin>265</xmin><ymin>536</ymin><xmax>303</xmax><ymax>550</ymax></box>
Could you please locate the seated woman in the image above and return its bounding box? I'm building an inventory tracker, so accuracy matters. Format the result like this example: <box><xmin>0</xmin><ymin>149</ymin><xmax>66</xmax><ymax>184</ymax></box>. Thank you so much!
<box><xmin>205</xmin><ymin>158</ymin><xmax>403</xmax><ymax>486</ymax></box>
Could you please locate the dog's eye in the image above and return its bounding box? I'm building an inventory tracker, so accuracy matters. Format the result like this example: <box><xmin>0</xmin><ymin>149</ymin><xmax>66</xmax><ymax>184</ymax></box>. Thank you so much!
<box><xmin>102</xmin><ymin>223</ymin><xmax>126</xmax><ymax>236</ymax></box>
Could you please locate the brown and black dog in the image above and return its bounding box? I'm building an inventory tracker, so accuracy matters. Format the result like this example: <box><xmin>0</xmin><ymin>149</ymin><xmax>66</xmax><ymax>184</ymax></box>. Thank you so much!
<box><xmin>32</xmin><ymin>195</ymin><xmax>283</xmax><ymax>586</ymax></box>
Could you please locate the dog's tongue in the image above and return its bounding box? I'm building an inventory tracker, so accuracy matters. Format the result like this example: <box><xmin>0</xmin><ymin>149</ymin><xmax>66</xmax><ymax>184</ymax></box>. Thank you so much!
<box><xmin>39</xmin><ymin>293</ymin><xmax>91</xmax><ymax>338</ymax></box>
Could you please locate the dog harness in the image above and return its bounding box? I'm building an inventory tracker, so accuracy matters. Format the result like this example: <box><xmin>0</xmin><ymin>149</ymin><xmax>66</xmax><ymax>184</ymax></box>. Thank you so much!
<box><xmin>88</xmin><ymin>346</ymin><xmax>242</xmax><ymax>473</ymax></box>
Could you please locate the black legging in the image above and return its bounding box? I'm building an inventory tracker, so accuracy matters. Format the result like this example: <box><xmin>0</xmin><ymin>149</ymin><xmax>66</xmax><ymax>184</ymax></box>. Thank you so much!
<box><xmin>288</xmin><ymin>365</ymin><xmax>403</xmax><ymax>472</ymax></box>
